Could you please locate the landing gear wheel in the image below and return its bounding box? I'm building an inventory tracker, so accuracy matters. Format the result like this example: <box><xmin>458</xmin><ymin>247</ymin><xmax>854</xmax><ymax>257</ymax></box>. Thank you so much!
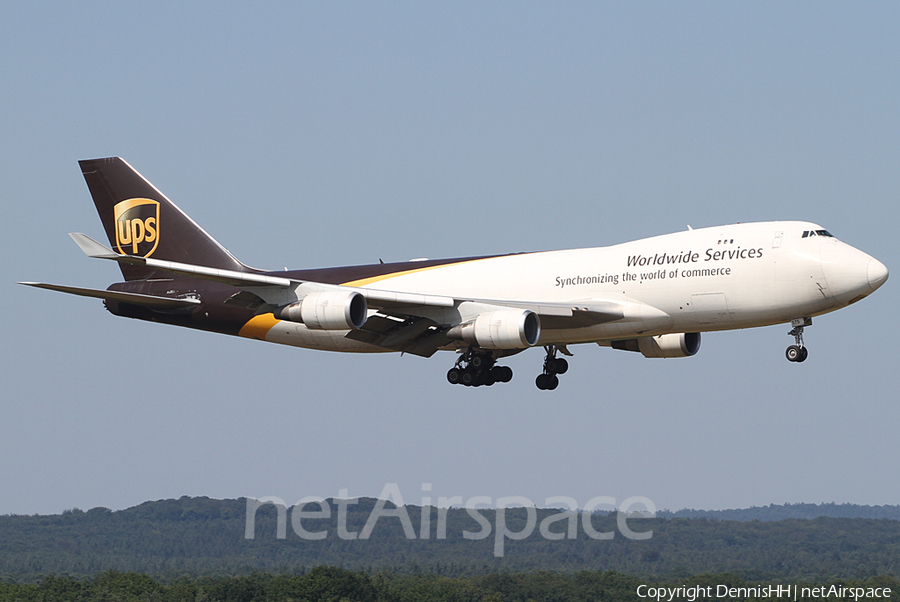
<box><xmin>447</xmin><ymin>348</ymin><xmax>512</xmax><ymax>387</ymax></box>
<box><xmin>470</xmin><ymin>354</ymin><xmax>490</xmax><ymax>369</ymax></box>
<box><xmin>785</xmin><ymin>318</ymin><xmax>812</xmax><ymax>364</ymax></box>
<box><xmin>537</xmin><ymin>345</ymin><xmax>569</xmax><ymax>390</ymax></box>
<box><xmin>490</xmin><ymin>366</ymin><xmax>513</xmax><ymax>383</ymax></box>
<box><xmin>786</xmin><ymin>345</ymin><xmax>801</xmax><ymax>362</ymax></box>
<box><xmin>535</xmin><ymin>373</ymin><xmax>559</xmax><ymax>390</ymax></box>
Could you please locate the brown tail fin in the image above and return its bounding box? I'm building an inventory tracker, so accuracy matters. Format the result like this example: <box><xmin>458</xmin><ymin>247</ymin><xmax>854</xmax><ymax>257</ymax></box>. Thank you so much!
<box><xmin>79</xmin><ymin>157</ymin><xmax>246</xmax><ymax>281</ymax></box>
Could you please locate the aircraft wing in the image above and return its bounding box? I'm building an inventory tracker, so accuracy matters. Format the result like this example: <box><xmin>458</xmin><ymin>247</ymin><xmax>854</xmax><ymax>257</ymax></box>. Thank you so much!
<box><xmin>344</xmin><ymin>299</ymin><xmax>623</xmax><ymax>357</ymax></box>
<box><xmin>66</xmin><ymin>232</ymin><xmax>625</xmax><ymax>355</ymax></box>
<box><xmin>69</xmin><ymin>233</ymin><xmax>456</xmax><ymax>308</ymax></box>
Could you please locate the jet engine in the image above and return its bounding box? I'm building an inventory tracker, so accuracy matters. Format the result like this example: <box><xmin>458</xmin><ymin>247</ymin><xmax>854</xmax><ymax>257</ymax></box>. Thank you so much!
<box><xmin>276</xmin><ymin>291</ymin><xmax>368</xmax><ymax>330</ymax></box>
<box><xmin>447</xmin><ymin>309</ymin><xmax>541</xmax><ymax>349</ymax></box>
<box><xmin>611</xmin><ymin>332</ymin><xmax>701</xmax><ymax>358</ymax></box>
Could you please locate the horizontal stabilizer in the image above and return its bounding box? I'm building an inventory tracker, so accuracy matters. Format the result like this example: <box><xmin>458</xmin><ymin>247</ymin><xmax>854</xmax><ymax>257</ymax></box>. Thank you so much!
<box><xmin>68</xmin><ymin>233</ymin><xmax>292</xmax><ymax>287</ymax></box>
<box><xmin>17</xmin><ymin>282</ymin><xmax>202</xmax><ymax>309</ymax></box>
<box><xmin>69</xmin><ymin>232</ymin><xmax>120</xmax><ymax>259</ymax></box>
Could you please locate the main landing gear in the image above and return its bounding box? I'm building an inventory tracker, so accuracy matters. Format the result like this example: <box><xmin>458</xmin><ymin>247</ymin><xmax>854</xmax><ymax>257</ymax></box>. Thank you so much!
<box><xmin>447</xmin><ymin>348</ymin><xmax>514</xmax><ymax>387</ymax></box>
<box><xmin>785</xmin><ymin>317</ymin><xmax>811</xmax><ymax>363</ymax></box>
<box><xmin>447</xmin><ymin>345</ymin><xmax>573</xmax><ymax>390</ymax></box>
<box><xmin>536</xmin><ymin>345</ymin><xmax>569</xmax><ymax>390</ymax></box>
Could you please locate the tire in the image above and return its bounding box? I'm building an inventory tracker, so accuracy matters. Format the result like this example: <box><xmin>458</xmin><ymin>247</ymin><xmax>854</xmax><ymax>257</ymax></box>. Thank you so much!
<box><xmin>536</xmin><ymin>374</ymin><xmax>548</xmax><ymax>390</ymax></box>
<box><xmin>489</xmin><ymin>366</ymin><xmax>513</xmax><ymax>383</ymax></box>
<box><xmin>797</xmin><ymin>347</ymin><xmax>809</xmax><ymax>362</ymax></box>
<box><xmin>553</xmin><ymin>358</ymin><xmax>568</xmax><ymax>374</ymax></box>
<box><xmin>472</xmin><ymin>354</ymin><xmax>493</xmax><ymax>370</ymax></box>
<box><xmin>785</xmin><ymin>345</ymin><xmax>800</xmax><ymax>362</ymax></box>
<box><xmin>462</xmin><ymin>370</ymin><xmax>475</xmax><ymax>386</ymax></box>
<box><xmin>447</xmin><ymin>368</ymin><xmax>461</xmax><ymax>384</ymax></box>
<box><xmin>546</xmin><ymin>374</ymin><xmax>559</xmax><ymax>390</ymax></box>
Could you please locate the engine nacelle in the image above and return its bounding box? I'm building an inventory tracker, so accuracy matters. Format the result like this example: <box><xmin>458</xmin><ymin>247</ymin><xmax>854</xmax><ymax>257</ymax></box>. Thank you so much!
<box><xmin>612</xmin><ymin>332</ymin><xmax>701</xmax><ymax>358</ymax></box>
<box><xmin>276</xmin><ymin>291</ymin><xmax>368</xmax><ymax>330</ymax></box>
<box><xmin>447</xmin><ymin>310</ymin><xmax>541</xmax><ymax>349</ymax></box>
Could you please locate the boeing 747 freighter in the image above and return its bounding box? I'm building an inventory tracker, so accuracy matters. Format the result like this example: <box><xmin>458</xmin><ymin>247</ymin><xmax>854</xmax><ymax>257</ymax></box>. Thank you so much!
<box><xmin>20</xmin><ymin>158</ymin><xmax>889</xmax><ymax>390</ymax></box>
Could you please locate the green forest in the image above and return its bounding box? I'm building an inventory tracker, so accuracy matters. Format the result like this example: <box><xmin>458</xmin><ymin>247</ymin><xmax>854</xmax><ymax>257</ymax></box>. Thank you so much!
<box><xmin>659</xmin><ymin>503</ymin><xmax>900</xmax><ymax>521</ymax></box>
<box><xmin>1</xmin><ymin>497</ymin><xmax>898</xmax><ymax>585</ymax></box>
<box><xmin>0</xmin><ymin>569</ymin><xmax>898</xmax><ymax>602</ymax></box>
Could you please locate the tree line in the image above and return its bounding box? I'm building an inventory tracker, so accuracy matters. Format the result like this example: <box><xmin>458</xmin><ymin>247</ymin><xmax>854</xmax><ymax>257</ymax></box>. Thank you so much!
<box><xmin>1</xmin><ymin>497</ymin><xmax>898</xmax><ymax>582</ymax></box>
<box><xmin>1</xmin><ymin>568</ymin><xmax>898</xmax><ymax>602</ymax></box>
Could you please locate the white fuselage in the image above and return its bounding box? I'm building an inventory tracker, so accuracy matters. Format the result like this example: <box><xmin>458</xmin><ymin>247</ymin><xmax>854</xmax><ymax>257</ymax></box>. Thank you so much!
<box><xmin>254</xmin><ymin>221</ymin><xmax>887</xmax><ymax>353</ymax></box>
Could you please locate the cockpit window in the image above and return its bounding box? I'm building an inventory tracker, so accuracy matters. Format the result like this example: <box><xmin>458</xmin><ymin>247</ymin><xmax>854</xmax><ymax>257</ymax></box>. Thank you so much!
<box><xmin>802</xmin><ymin>230</ymin><xmax>835</xmax><ymax>238</ymax></box>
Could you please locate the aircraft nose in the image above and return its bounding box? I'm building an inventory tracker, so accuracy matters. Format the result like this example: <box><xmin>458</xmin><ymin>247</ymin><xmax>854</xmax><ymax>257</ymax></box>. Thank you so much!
<box><xmin>867</xmin><ymin>258</ymin><xmax>889</xmax><ymax>291</ymax></box>
<box><xmin>819</xmin><ymin>242</ymin><xmax>886</xmax><ymax>303</ymax></box>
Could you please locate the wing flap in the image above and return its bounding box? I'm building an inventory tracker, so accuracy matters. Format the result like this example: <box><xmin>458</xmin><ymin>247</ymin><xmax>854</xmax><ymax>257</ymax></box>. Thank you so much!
<box><xmin>346</xmin><ymin>313</ymin><xmax>449</xmax><ymax>357</ymax></box>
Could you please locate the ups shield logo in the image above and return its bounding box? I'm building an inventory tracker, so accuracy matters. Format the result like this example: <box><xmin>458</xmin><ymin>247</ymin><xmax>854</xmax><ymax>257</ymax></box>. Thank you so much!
<box><xmin>114</xmin><ymin>198</ymin><xmax>160</xmax><ymax>257</ymax></box>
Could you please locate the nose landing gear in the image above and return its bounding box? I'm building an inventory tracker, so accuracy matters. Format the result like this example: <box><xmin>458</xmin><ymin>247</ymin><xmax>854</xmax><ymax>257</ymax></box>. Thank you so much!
<box><xmin>536</xmin><ymin>345</ymin><xmax>569</xmax><ymax>390</ymax></box>
<box><xmin>447</xmin><ymin>348</ymin><xmax>514</xmax><ymax>387</ymax></box>
<box><xmin>785</xmin><ymin>317</ymin><xmax>811</xmax><ymax>363</ymax></box>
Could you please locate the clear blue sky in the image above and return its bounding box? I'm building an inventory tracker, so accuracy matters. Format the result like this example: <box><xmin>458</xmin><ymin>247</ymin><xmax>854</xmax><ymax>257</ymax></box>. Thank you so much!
<box><xmin>2</xmin><ymin>2</ymin><xmax>898</xmax><ymax>516</ymax></box>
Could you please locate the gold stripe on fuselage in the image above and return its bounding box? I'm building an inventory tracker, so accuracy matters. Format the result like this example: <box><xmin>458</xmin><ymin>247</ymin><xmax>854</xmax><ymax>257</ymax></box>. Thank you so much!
<box><xmin>239</xmin><ymin>313</ymin><xmax>280</xmax><ymax>340</ymax></box>
<box><xmin>340</xmin><ymin>256</ymin><xmax>497</xmax><ymax>288</ymax></box>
